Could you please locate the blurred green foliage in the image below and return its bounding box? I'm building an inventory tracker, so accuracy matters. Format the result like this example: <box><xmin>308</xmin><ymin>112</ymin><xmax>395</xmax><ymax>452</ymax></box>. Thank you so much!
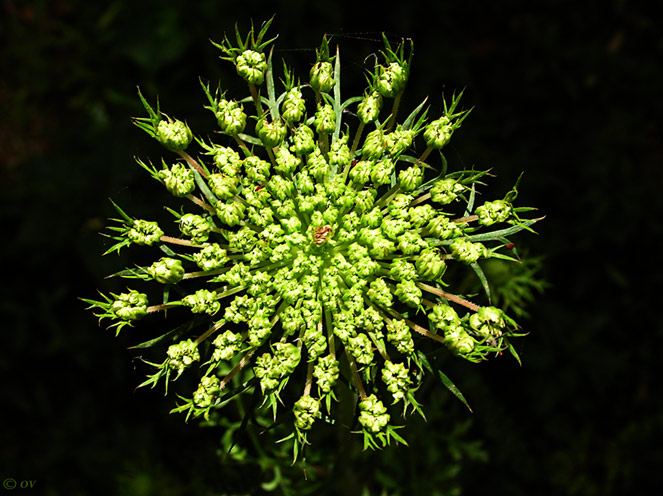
<box><xmin>2</xmin><ymin>1</ymin><xmax>661</xmax><ymax>494</ymax></box>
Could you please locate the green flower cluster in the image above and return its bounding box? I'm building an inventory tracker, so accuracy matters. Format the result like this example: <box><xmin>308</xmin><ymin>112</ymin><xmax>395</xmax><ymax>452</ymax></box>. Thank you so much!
<box><xmin>84</xmin><ymin>19</ymin><xmax>541</xmax><ymax>457</ymax></box>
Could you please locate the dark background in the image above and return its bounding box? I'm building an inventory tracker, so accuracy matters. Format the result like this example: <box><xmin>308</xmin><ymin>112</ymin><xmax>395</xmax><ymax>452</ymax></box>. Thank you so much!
<box><xmin>2</xmin><ymin>1</ymin><xmax>661</xmax><ymax>494</ymax></box>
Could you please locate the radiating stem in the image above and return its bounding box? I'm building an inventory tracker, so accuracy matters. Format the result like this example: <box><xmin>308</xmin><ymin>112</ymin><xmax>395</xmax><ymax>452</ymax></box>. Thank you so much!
<box><xmin>385</xmin><ymin>95</ymin><xmax>401</xmax><ymax>132</ymax></box>
<box><xmin>195</xmin><ymin>319</ymin><xmax>226</xmax><ymax>345</ymax></box>
<box><xmin>454</xmin><ymin>214</ymin><xmax>478</xmax><ymax>224</ymax></box>
<box><xmin>185</xmin><ymin>194</ymin><xmax>215</xmax><ymax>213</ymax></box>
<box><xmin>349</xmin><ymin>121</ymin><xmax>365</xmax><ymax>158</ymax></box>
<box><xmin>416</xmin><ymin>282</ymin><xmax>481</xmax><ymax>312</ymax></box>
<box><xmin>346</xmin><ymin>354</ymin><xmax>367</xmax><ymax>400</ymax></box>
<box><xmin>303</xmin><ymin>361</ymin><xmax>314</xmax><ymax>396</ymax></box>
<box><xmin>416</xmin><ymin>146</ymin><xmax>433</xmax><ymax>166</ymax></box>
<box><xmin>178</xmin><ymin>151</ymin><xmax>207</xmax><ymax>179</ymax></box>
<box><xmin>219</xmin><ymin>350</ymin><xmax>256</xmax><ymax>391</ymax></box>
<box><xmin>159</xmin><ymin>236</ymin><xmax>202</xmax><ymax>247</ymax></box>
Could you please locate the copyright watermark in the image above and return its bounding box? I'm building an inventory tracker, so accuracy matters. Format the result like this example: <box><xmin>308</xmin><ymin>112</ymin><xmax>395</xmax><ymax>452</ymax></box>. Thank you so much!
<box><xmin>2</xmin><ymin>478</ymin><xmax>37</xmax><ymax>490</ymax></box>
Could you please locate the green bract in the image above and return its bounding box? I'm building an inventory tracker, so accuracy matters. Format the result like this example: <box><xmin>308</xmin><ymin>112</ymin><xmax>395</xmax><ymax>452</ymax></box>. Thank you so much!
<box><xmin>84</xmin><ymin>20</ymin><xmax>541</xmax><ymax>459</ymax></box>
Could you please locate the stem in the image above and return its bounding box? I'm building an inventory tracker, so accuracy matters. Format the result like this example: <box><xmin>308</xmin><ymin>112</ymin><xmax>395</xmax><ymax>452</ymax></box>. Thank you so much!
<box><xmin>416</xmin><ymin>282</ymin><xmax>481</xmax><ymax>312</ymax></box>
<box><xmin>409</xmin><ymin>192</ymin><xmax>431</xmax><ymax>208</ymax></box>
<box><xmin>386</xmin><ymin>95</ymin><xmax>401</xmax><ymax>133</ymax></box>
<box><xmin>303</xmin><ymin>361</ymin><xmax>314</xmax><ymax>396</ymax></box>
<box><xmin>380</xmin><ymin>305</ymin><xmax>446</xmax><ymax>345</ymax></box>
<box><xmin>178</xmin><ymin>151</ymin><xmax>208</xmax><ymax>179</ymax></box>
<box><xmin>349</xmin><ymin>121</ymin><xmax>365</xmax><ymax>158</ymax></box>
<box><xmin>454</xmin><ymin>214</ymin><xmax>478</xmax><ymax>224</ymax></box>
<box><xmin>194</xmin><ymin>319</ymin><xmax>226</xmax><ymax>345</ymax></box>
<box><xmin>159</xmin><ymin>235</ymin><xmax>202</xmax><ymax>247</ymax></box>
<box><xmin>219</xmin><ymin>350</ymin><xmax>256</xmax><ymax>391</ymax></box>
<box><xmin>416</xmin><ymin>146</ymin><xmax>433</xmax><ymax>166</ymax></box>
<box><xmin>265</xmin><ymin>146</ymin><xmax>277</xmax><ymax>168</ymax></box>
<box><xmin>325</xmin><ymin>309</ymin><xmax>336</xmax><ymax>360</ymax></box>
<box><xmin>185</xmin><ymin>194</ymin><xmax>215</xmax><ymax>213</ymax></box>
<box><xmin>346</xmin><ymin>354</ymin><xmax>367</xmax><ymax>400</ymax></box>
<box><xmin>233</xmin><ymin>135</ymin><xmax>251</xmax><ymax>155</ymax></box>
<box><xmin>249</xmin><ymin>84</ymin><xmax>262</xmax><ymax>115</ymax></box>
<box><xmin>146</xmin><ymin>302</ymin><xmax>180</xmax><ymax>313</ymax></box>
<box><xmin>181</xmin><ymin>268</ymin><xmax>226</xmax><ymax>279</ymax></box>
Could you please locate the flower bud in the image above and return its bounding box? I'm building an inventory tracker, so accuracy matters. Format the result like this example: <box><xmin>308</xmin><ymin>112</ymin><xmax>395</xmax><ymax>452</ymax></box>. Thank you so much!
<box><xmin>128</xmin><ymin>219</ymin><xmax>163</xmax><ymax>246</ymax></box>
<box><xmin>397</xmin><ymin>231</ymin><xmax>427</xmax><ymax>255</ymax></box>
<box><xmin>219</xmin><ymin>262</ymin><xmax>250</xmax><ymax>286</ymax></box>
<box><xmin>303</xmin><ymin>324</ymin><xmax>327</xmax><ymax>360</ymax></box>
<box><xmin>358</xmin><ymin>394</ymin><xmax>390</xmax><ymax>433</ymax></box>
<box><xmin>469</xmin><ymin>306</ymin><xmax>506</xmax><ymax>338</ymax></box>
<box><xmin>228</xmin><ymin>226</ymin><xmax>257</xmax><ymax>252</ymax></box>
<box><xmin>408</xmin><ymin>204</ymin><xmax>436</xmax><ymax>228</ymax></box>
<box><xmin>147</xmin><ymin>257</ymin><xmax>185</xmax><ymax>284</ymax></box>
<box><xmin>111</xmin><ymin>290</ymin><xmax>148</xmax><ymax>321</ymax></box>
<box><xmin>235</xmin><ymin>49</ymin><xmax>267</xmax><ymax>85</ymax></box>
<box><xmin>314</xmin><ymin>103</ymin><xmax>336</xmax><ymax>134</ymax></box>
<box><xmin>182</xmin><ymin>289</ymin><xmax>220</xmax><ymax>315</ymax></box>
<box><xmin>310</xmin><ymin>61</ymin><xmax>335</xmax><ymax>93</ymax></box>
<box><xmin>427</xmin><ymin>214</ymin><xmax>462</xmax><ymax>239</ymax></box>
<box><xmin>273</xmin><ymin>342</ymin><xmax>301</xmax><ymax>375</ymax></box>
<box><xmin>208</xmin><ymin>173</ymin><xmax>239</xmax><ymax>200</ymax></box>
<box><xmin>215</xmin><ymin>99</ymin><xmax>247</xmax><ymax>136</ymax></box>
<box><xmin>314</xmin><ymin>355</ymin><xmax>340</xmax><ymax>394</ymax></box>
<box><xmin>367</xmin><ymin>278</ymin><xmax>392</xmax><ymax>307</ymax></box>
<box><xmin>307</xmin><ymin>147</ymin><xmax>331</xmax><ymax>182</ymax></box>
<box><xmin>328</xmin><ymin>135</ymin><xmax>352</xmax><ymax>168</ymax></box>
<box><xmin>415</xmin><ymin>247</ymin><xmax>447</xmax><ymax>280</ymax></box>
<box><xmin>256</xmin><ymin>117</ymin><xmax>287</xmax><ymax>148</ymax></box>
<box><xmin>429</xmin><ymin>303</ymin><xmax>461</xmax><ymax>331</ymax></box>
<box><xmin>475</xmin><ymin>200</ymin><xmax>512</xmax><ymax>226</ymax></box>
<box><xmin>266</xmin><ymin>175</ymin><xmax>294</xmax><ymax>201</ymax></box>
<box><xmin>360</xmin><ymin>207</ymin><xmax>383</xmax><ymax>228</ymax></box>
<box><xmin>443</xmin><ymin>323</ymin><xmax>475</xmax><ymax>355</ymax></box>
<box><xmin>156</xmin><ymin>119</ymin><xmax>193</xmax><ymax>152</ymax></box>
<box><xmin>388</xmin><ymin>194</ymin><xmax>413</xmax><ymax>219</ymax></box>
<box><xmin>357</xmin><ymin>91</ymin><xmax>383</xmax><ymax>124</ymax></box>
<box><xmin>361</xmin><ymin>129</ymin><xmax>387</xmax><ymax>160</ymax></box>
<box><xmin>430</xmin><ymin>178</ymin><xmax>463</xmax><ymax>204</ymax></box>
<box><xmin>423</xmin><ymin>116</ymin><xmax>453</xmax><ymax>149</ymax></box>
<box><xmin>389</xmin><ymin>258</ymin><xmax>418</xmax><ymax>281</ymax></box>
<box><xmin>347</xmin><ymin>333</ymin><xmax>374</xmax><ymax>366</ymax></box>
<box><xmin>193</xmin><ymin>243</ymin><xmax>228</xmax><ymax>271</ymax></box>
<box><xmin>394</xmin><ymin>279</ymin><xmax>422</xmax><ymax>308</ymax></box>
<box><xmin>167</xmin><ymin>339</ymin><xmax>200</xmax><ymax>376</ymax></box>
<box><xmin>386</xmin><ymin>319</ymin><xmax>414</xmax><ymax>355</ymax></box>
<box><xmin>179</xmin><ymin>213</ymin><xmax>211</xmax><ymax>244</ymax></box>
<box><xmin>294</xmin><ymin>395</ymin><xmax>321</xmax><ymax>431</ymax></box>
<box><xmin>210</xmin><ymin>145</ymin><xmax>242</xmax><ymax>176</ymax></box>
<box><xmin>381</xmin><ymin>361</ymin><xmax>412</xmax><ymax>403</ymax></box>
<box><xmin>349</xmin><ymin>160</ymin><xmax>373</xmax><ymax>186</ymax></box>
<box><xmin>398</xmin><ymin>165</ymin><xmax>423</xmax><ymax>191</ymax></box>
<box><xmin>158</xmin><ymin>162</ymin><xmax>195</xmax><ymax>197</ymax></box>
<box><xmin>193</xmin><ymin>375</ymin><xmax>220</xmax><ymax>408</ymax></box>
<box><xmin>281</xmin><ymin>87</ymin><xmax>306</xmax><ymax>124</ymax></box>
<box><xmin>385</xmin><ymin>126</ymin><xmax>415</xmax><ymax>156</ymax></box>
<box><xmin>370</xmin><ymin>157</ymin><xmax>395</xmax><ymax>186</ymax></box>
<box><xmin>212</xmin><ymin>330</ymin><xmax>243</xmax><ymax>361</ymax></box>
<box><xmin>377</xmin><ymin>62</ymin><xmax>408</xmax><ymax>98</ymax></box>
<box><xmin>290</xmin><ymin>125</ymin><xmax>316</xmax><ymax>155</ymax></box>
<box><xmin>451</xmin><ymin>238</ymin><xmax>487</xmax><ymax>263</ymax></box>
<box><xmin>274</xmin><ymin>148</ymin><xmax>301</xmax><ymax>174</ymax></box>
<box><xmin>354</xmin><ymin>189</ymin><xmax>377</xmax><ymax>214</ymax></box>
<box><xmin>382</xmin><ymin>217</ymin><xmax>410</xmax><ymax>240</ymax></box>
<box><xmin>244</xmin><ymin>156</ymin><xmax>271</xmax><ymax>183</ymax></box>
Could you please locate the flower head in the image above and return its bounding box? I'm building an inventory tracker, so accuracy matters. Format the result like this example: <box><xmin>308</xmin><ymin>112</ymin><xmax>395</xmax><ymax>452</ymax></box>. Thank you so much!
<box><xmin>87</xmin><ymin>21</ymin><xmax>541</xmax><ymax>457</ymax></box>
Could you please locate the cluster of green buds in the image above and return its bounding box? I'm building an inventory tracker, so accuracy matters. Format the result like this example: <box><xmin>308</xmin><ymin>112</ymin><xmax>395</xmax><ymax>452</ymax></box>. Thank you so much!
<box><xmin>84</xmin><ymin>18</ymin><xmax>541</xmax><ymax>458</ymax></box>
